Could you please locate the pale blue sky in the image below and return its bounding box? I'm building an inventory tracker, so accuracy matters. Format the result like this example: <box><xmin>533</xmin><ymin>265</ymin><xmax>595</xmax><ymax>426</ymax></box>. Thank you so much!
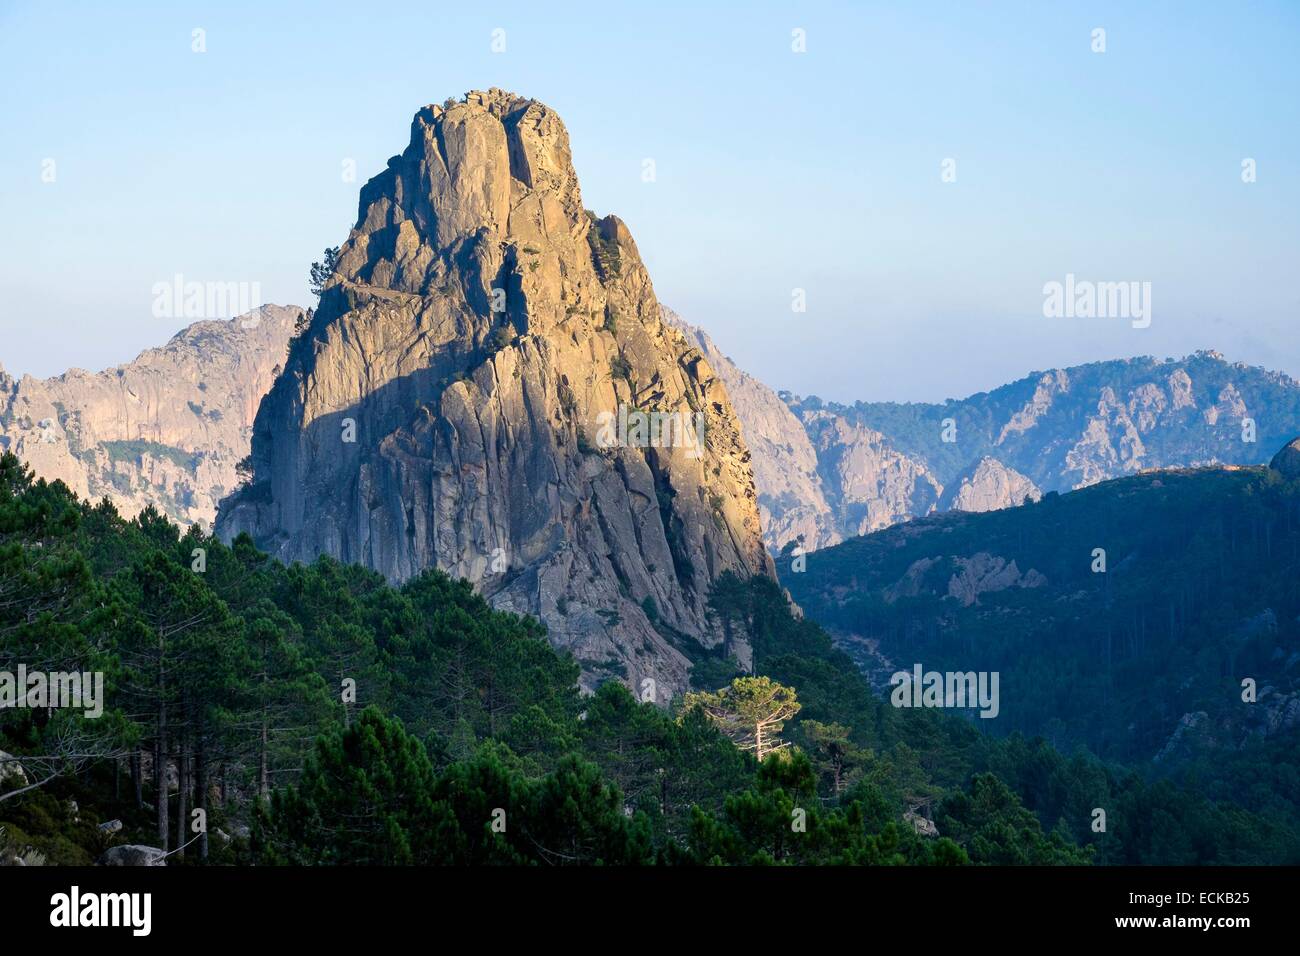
<box><xmin>1</xmin><ymin>0</ymin><xmax>1297</xmax><ymax>402</ymax></box>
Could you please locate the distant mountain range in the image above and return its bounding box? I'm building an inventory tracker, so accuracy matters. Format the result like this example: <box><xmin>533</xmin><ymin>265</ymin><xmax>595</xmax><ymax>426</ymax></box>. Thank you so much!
<box><xmin>0</xmin><ymin>306</ymin><xmax>297</xmax><ymax>526</ymax></box>
<box><xmin>668</xmin><ymin>309</ymin><xmax>1300</xmax><ymax>554</ymax></box>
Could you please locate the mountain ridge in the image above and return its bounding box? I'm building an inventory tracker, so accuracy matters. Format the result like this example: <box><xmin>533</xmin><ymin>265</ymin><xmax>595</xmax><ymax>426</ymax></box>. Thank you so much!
<box><xmin>0</xmin><ymin>305</ymin><xmax>298</xmax><ymax>526</ymax></box>
<box><xmin>662</xmin><ymin>312</ymin><xmax>1300</xmax><ymax>553</ymax></box>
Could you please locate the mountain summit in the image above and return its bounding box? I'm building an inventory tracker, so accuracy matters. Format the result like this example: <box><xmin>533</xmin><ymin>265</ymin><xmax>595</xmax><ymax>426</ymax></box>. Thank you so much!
<box><xmin>216</xmin><ymin>90</ymin><xmax>773</xmax><ymax>698</ymax></box>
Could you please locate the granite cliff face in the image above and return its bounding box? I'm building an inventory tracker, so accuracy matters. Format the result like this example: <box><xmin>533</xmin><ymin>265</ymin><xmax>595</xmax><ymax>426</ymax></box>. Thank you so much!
<box><xmin>0</xmin><ymin>306</ymin><xmax>297</xmax><ymax>525</ymax></box>
<box><xmin>216</xmin><ymin>91</ymin><xmax>772</xmax><ymax>698</ymax></box>
<box><xmin>664</xmin><ymin>309</ymin><xmax>838</xmax><ymax>552</ymax></box>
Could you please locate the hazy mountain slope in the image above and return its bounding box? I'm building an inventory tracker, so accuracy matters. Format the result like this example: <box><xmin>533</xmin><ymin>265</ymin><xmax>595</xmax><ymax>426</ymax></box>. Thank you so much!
<box><xmin>0</xmin><ymin>306</ymin><xmax>298</xmax><ymax>525</ymax></box>
<box><xmin>217</xmin><ymin>91</ymin><xmax>773</xmax><ymax>698</ymax></box>
<box><xmin>792</xmin><ymin>351</ymin><xmax>1300</xmax><ymax>517</ymax></box>
<box><xmin>663</xmin><ymin>308</ymin><xmax>838</xmax><ymax>551</ymax></box>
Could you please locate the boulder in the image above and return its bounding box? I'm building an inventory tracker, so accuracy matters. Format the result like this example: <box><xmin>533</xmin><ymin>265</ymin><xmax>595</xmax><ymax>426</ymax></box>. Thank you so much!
<box><xmin>904</xmin><ymin>809</ymin><xmax>939</xmax><ymax>838</ymax></box>
<box><xmin>0</xmin><ymin>750</ymin><xmax>28</xmax><ymax>788</ymax></box>
<box><xmin>96</xmin><ymin>845</ymin><xmax>167</xmax><ymax>867</ymax></box>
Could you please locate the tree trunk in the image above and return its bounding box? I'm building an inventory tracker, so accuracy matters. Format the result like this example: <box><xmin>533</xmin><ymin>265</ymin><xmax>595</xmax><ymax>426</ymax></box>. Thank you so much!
<box><xmin>196</xmin><ymin>736</ymin><xmax>209</xmax><ymax>863</ymax></box>
<box><xmin>155</xmin><ymin>700</ymin><xmax>168</xmax><ymax>852</ymax></box>
<box><xmin>260</xmin><ymin>710</ymin><xmax>270</xmax><ymax>799</ymax></box>
<box><xmin>155</xmin><ymin>640</ymin><xmax>169</xmax><ymax>852</ymax></box>
<box><xmin>176</xmin><ymin>736</ymin><xmax>189</xmax><ymax>861</ymax></box>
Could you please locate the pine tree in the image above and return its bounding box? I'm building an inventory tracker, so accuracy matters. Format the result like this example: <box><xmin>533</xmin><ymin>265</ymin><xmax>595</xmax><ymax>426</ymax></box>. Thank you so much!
<box><xmin>682</xmin><ymin>676</ymin><xmax>800</xmax><ymax>761</ymax></box>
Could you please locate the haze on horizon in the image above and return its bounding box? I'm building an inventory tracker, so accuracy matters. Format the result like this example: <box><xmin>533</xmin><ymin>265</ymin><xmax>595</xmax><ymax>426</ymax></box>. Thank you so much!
<box><xmin>1</xmin><ymin>0</ymin><xmax>1296</xmax><ymax>404</ymax></box>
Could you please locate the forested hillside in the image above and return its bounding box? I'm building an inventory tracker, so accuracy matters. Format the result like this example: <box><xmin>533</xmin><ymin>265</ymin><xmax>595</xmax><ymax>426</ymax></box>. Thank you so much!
<box><xmin>2</xmin><ymin>452</ymin><xmax>1295</xmax><ymax>865</ymax></box>
<box><xmin>785</xmin><ymin>453</ymin><xmax>1300</xmax><ymax>828</ymax></box>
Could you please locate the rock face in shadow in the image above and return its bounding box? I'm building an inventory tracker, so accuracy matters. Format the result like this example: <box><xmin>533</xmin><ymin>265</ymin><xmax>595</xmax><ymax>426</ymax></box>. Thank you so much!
<box><xmin>1270</xmin><ymin>437</ymin><xmax>1300</xmax><ymax>478</ymax></box>
<box><xmin>216</xmin><ymin>90</ymin><xmax>773</xmax><ymax>699</ymax></box>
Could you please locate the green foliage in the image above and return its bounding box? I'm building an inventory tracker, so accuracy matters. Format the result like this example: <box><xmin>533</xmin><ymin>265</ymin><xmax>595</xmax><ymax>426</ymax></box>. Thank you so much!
<box><xmin>937</xmin><ymin>773</ymin><xmax>1091</xmax><ymax>865</ymax></box>
<box><xmin>3</xmin><ymin>450</ymin><xmax>1287</xmax><ymax>866</ymax></box>
<box><xmin>786</xmin><ymin>467</ymin><xmax>1300</xmax><ymax>768</ymax></box>
<box><xmin>256</xmin><ymin>708</ymin><xmax>442</xmax><ymax>865</ymax></box>
<box><xmin>309</xmin><ymin>247</ymin><xmax>340</xmax><ymax>299</ymax></box>
<box><xmin>99</xmin><ymin>440</ymin><xmax>200</xmax><ymax>472</ymax></box>
<box><xmin>681</xmin><ymin>750</ymin><xmax>967</xmax><ymax>866</ymax></box>
<box><xmin>258</xmin><ymin>709</ymin><xmax>654</xmax><ymax>865</ymax></box>
<box><xmin>711</xmin><ymin>569</ymin><xmax>1300</xmax><ymax>864</ymax></box>
<box><xmin>609</xmin><ymin>354</ymin><xmax>632</xmax><ymax>382</ymax></box>
<box><xmin>586</xmin><ymin>222</ymin><xmax>622</xmax><ymax>279</ymax></box>
<box><xmin>682</xmin><ymin>676</ymin><xmax>800</xmax><ymax>761</ymax></box>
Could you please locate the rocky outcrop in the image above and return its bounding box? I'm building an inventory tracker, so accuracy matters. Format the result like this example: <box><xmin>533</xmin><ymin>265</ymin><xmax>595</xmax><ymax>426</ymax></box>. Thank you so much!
<box><xmin>671</xmin><ymin>327</ymin><xmax>1300</xmax><ymax>556</ymax></box>
<box><xmin>216</xmin><ymin>91</ymin><xmax>772</xmax><ymax>699</ymax></box>
<box><xmin>1153</xmin><ymin>711</ymin><xmax>1215</xmax><ymax>764</ymax></box>
<box><xmin>651</xmin><ymin>313</ymin><xmax>946</xmax><ymax>554</ymax></box>
<box><xmin>761</xmin><ymin>352</ymin><xmax>1300</xmax><ymax>549</ymax></box>
<box><xmin>884</xmin><ymin>557</ymin><xmax>940</xmax><ymax>604</ymax></box>
<box><xmin>1269</xmin><ymin>437</ymin><xmax>1300</xmax><ymax>478</ymax></box>
<box><xmin>946</xmin><ymin>552</ymin><xmax>1046</xmax><ymax>607</ymax></box>
<box><xmin>1155</xmin><ymin>687</ymin><xmax>1300</xmax><ymax>764</ymax></box>
<box><xmin>0</xmin><ymin>750</ymin><xmax>27</xmax><ymax>788</ymax></box>
<box><xmin>800</xmin><ymin>412</ymin><xmax>941</xmax><ymax>538</ymax></box>
<box><xmin>941</xmin><ymin>457</ymin><xmax>1040</xmax><ymax>512</ymax></box>
<box><xmin>903</xmin><ymin>809</ymin><xmax>939</xmax><ymax>837</ymax></box>
<box><xmin>0</xmin><ymin>307</ymin><xmax>297</xmax><ymax>526</ymax></box>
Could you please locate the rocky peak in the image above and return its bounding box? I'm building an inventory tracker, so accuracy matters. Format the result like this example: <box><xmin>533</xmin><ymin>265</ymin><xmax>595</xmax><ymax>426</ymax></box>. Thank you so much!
<box><xmin>217</xmin><ymin>91</ymin><xmax>773</xmax><ymax>699</ymax></box>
